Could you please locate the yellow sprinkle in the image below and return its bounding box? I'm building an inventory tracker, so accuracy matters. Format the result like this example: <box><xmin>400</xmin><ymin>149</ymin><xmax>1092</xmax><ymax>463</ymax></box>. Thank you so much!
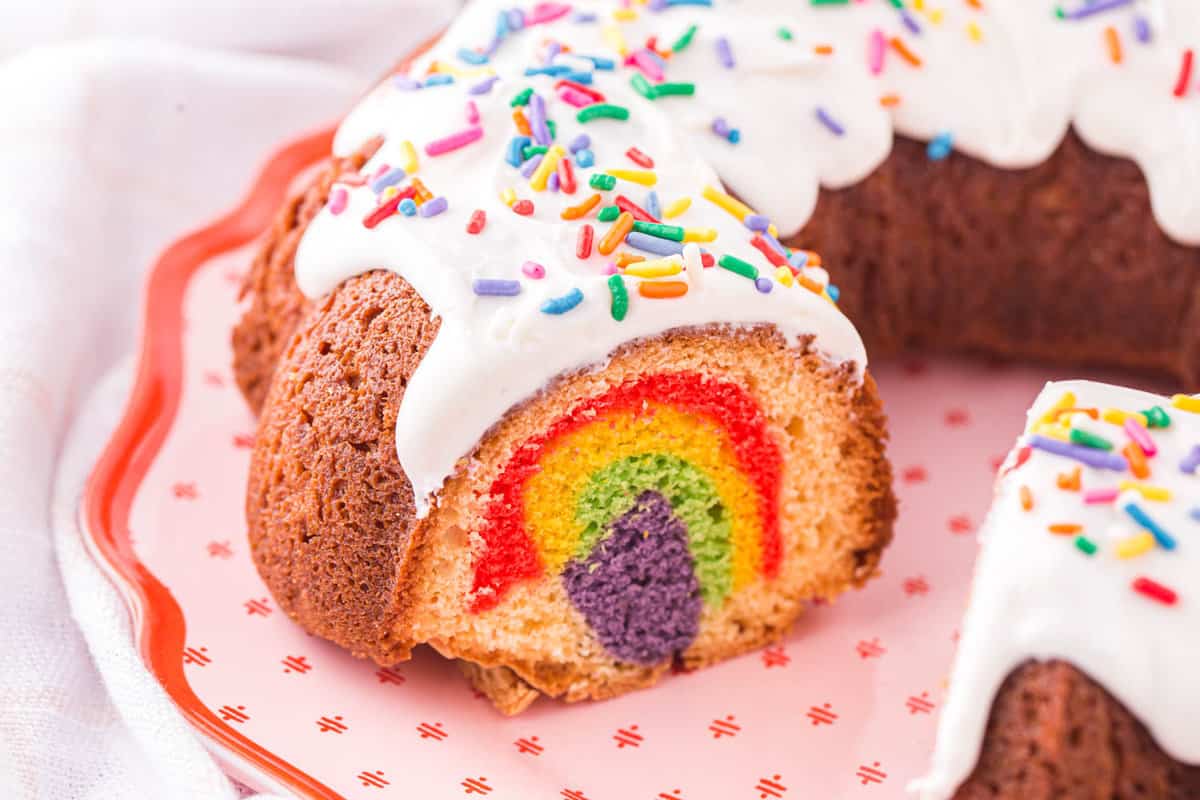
<box><xmin>612</xmin><ymin>7</ymin><xmax>638</xmax><ymax>21</ymax></box>
<box><xmin>381</xmin><ymin>186</ymin><xmax>398</xmax><ymax>201</ymax></box>
<box><xmin>1037</xmin><ymin>391</ymin><xmax>1077</xmax><ymax>426</ymax></box>
<box><xmin>1102</xmin><ymin>408</ymin><xmax>1149</xmax><ymax>427</ymax></box>
<box><xmin>529</xmin><ymin>145</ymin><xmax>565</xmax><ymax>191</ymax></box>
<box><xmin>663</xmin><ymin>197</ymin><xmax>692</xmax><ymax>219</ymax></box>
<box><xmin>1172</xmin><ymin>394</ymin><xmax>1200</xmax><ymax>413</ymax></box>
<box><xmin>624</xmin><ymin>256</ymin><xmax>682</xmax><ymax>278</ymax></box>
<box><xmin>682</xmin><ymin>227</ymin><xmax>718</xmax><ymax>243</ymax></box>
<box><xmin>774</xmin><ymin>265</ymin><xmax>794</xmax><ymax>287</ymax></box>
<box><xmin>928</xmin><ymin>8</ymin><xmax>944</xmax><ymax>24</ymax></box>
<box><xmin>1031</xmin><ymin>420</ymin><xmax>1071</xmax><ymax>441</ymax></box>
<box><xmin>602</xmin><ymin>22</ymin><xmax>628</xmax><ymax>56</ymax></box>
<box><xmin>607</xmin><ymin>168</ymin><xmax>657</xmax><ymax>186</ymax></box>
<box><xmin>703</xmin><ymin>184</ymin><xmax>754</xmax><ymax>221</ymax></box>
<box><xmin>428</xmin><ymin>61</ymin><xmax>495</xmax><ymax>79</ymax></box>
<box><xmin>1116</xmin><ymin>532</ymin><xmax>1156</xmax><ymax>559</ymax></box>
<box><xmin>399</xmin><ymin>140</ymin><xmax>419</xmax><ymax>175</ymax></box>
<box><xmin>966</xmin><ymin>21</ymin><xmax>983</xmax><ymax>41</ymax></box>
<box><xmin>500</xmin><ymin>187</ymin><xmax>517</xmax><ymax>207</ymax></box>
<box><xmin>913</xmin><ymin>0</ymin><xmax>924</xmax><ymax>8</ymax></box>
<box><xmin>1119</xmin><ymin>481</ymin><xmax>1173</xmax><ymax>502</ymax></box>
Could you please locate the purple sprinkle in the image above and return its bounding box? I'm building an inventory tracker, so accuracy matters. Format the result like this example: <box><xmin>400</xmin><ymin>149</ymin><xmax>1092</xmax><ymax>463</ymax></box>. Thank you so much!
<box><xmin>521</xmin><ymin>261</ymin><xmax>545</xmax><ymax>279</ymax></box>
<box><xmin>369</xmin><ymin>166</ymin><xmax>406</xmax><ymax>194</ymax></box>
<box><xmin>711</xmin><ymin>117</ymin><xmax>731</xmax><ymax>137</ymax></box>
<box><xmin>547</xmin><ymin>171</ymin><xmax>560</xmax><ymax>192</ymax></box>
<box><xmin>815</xmin><ymin>106</ymin><xmax>845</xmax><ymax>137</ymax></box>
<box><xmin>761</xmin><ymin>232</ymin><xmax>790</xmax><ymax>258</ymax></box>
<box><xmin>900</xmin><ymin>9</ymin><xmax>922</xmax><ymax>35</ymax></box>
<box><xmin>788</xmin><ymin>251</ymin><xmax>809</xmax><ymax>269</ymax></box>
<box><xmin>546</xmin><ymin>42</ymin><xmax>562</xmax><ymax>61</ymax></box>
<box><xmin>391</xmin><ymin>75</ymin><xmax>421</xmax><ymax>91</ymax></box>
<box><xmin>529</xmin><ymin>94</ymin><xmax>552</xmax><ymax>146</ymax></box>
<box><xmin>1029</xmin><ymin>434</ymin><xmax>1129</xmax><ymax>471</ymax></box>
<box><xmin>1181</xmin><ymin>445</ymin><xmax>1200</xmax><ymax>475</ymax></box>
<box><xmin>755</xmin><ymin>277</ymin><xmax>773</xmax><ymax>293</ymax></box>
<box><xmin>482</xmin><ymin>35</ymin><xmax>504</xmax><ymax>58</ymax></box>
<box><xmin>469</xmin><ymin>75</ymin><xmax>501</xmax><ymax>95</ymax></box>
<box><xmin>473</xmin><ymin>278</ymin><xmax>521</xmax><ymax>296</ymax></box>
<box><xmin>1133</xmin><ymin>15</ymin><xmax>1152</xmax><ymax>43</ymax></box>
<box><xmin>743</xmin><ymin>214</ymin><xmax>770</xmax><ymax>232</ymax></box>
<box><xmin>419</xmin><ymin>196</ymin><xmax>448</xmax><ymax>217</ymax></box>
<box><xmin>1191</xmin><ymin>507</ymin><xmax>1200</xmax><ymax>522</ymax></box>
<box><xmin>568</xmin><ymin>133</ymin><xmax>591</xmax><ymax>153</ymax></box>
<box><xmin>506</xmin><ymin>8</ymin><xmax>526</xmax><ymax>30</ymax></box>
<box><xmin>520</xmin><ymin>154</ymin><xmax>544</xmax><ymax>179</ymax></box>
<box><xmin>715</xmin><ymin>36</ymin><xmax>735</xmax><ymax>69</ymax></box>
<box><xmin>572</xmin><ymin>11</ymin><xmax>598</xmax><ymax>22</ymax></box>
<box><xmin>1063</xmin><ymin>0</ymin><xmax>1134</xmax><ymax>19</ymax></box>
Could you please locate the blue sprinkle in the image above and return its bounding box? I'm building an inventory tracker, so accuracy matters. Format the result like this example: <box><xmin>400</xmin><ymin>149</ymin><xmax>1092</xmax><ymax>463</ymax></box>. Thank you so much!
<box><xmin>423</xmin><ymin>74</ymin><xmax>454</xmax><ymax>88</ymax></box>
<box><xmin>645</xmin><ymin>191</ymin><xmax>662</xmax><ymax>220</ymax></box>
<box><xmin>815</xmin><ymin>106</ymin><xmax>845</xmax><ymax>137</ymax></box>
<box><xmin>419</xmin><ymin>197</ymin><xmax>448</xmax><ymax>218</ymax></box>
<box><xmin>521</xmin><ymin>154</ymin><xmax>544</xmax><ymax>178</ymax></box>
<box><xmin>626</xmin><ymin>232</ymin><xmax>683</xmax><ymax>256</ymax></box>
<box><xmin>568</xmin><ymin>133</ymin><xmax>591</xmax><ymax>153</ymax></box>
<box><xmin>392</xmin><ymin>75</ymin><xmax>422</xmax><ymax>91</ymax></box>
<box><xmin>827</xmin><ymin>284</ymin><xmax>840</xmax><ymax>302</ymax></box>
<box><xmin>506</xmin><ymin>136</ymin><xmax>532</xmax><ymax>168</ymax></box>
<box><xmin>577</xmin><ymin>55</ymin><xmax>615</xmax><ymax>70</ymax></box>
<box><xmin>727</xmin><ymin>129</ymin><xmax>741</xmax><ymax>144</ymax></box>
<box><xmin>457</xmin><ymin>48</ymin><xmax>489</xmax><ymax>65</ymax></box>
<box><xmin>495</xmin><ymin>10</ymin><xmax>510</xmax><ymax>38</ymax></box>
<box><xmin>1124</xmin><ymin>502</ymin><xmax>1176</xmax><ymax>550</ymax></box>
<box><xmin>788</xmin><ymin>251</ymin><xmax>809</xmax><ymax>269</ymax></box>
<box><xmin>398</xmin><ymin>198</ymin><xmax>417</xmax><ymax>217</ymax></box>
<box><xmin>762</xmin><ymin>232</ymin><xmax>790</xmax><ymax>258</ymax></box>
<box><xmin>575</xmin><ymin>148</ymin><xmax>595</xmax><ymax>168</ymax></box>
<box><xmin>755</xmin><ymin>277</ymin><xmax>773</xmax><ymax>294</ymax></box>
<box><xmin>744</xmin><ymin>214</ymin><xmax>770</xmax><ymax>232</ymax></box>
<box><xmin>562</xmin><ymin>70</ymin><xmax>594</xmax><ymax>84</ymax></box>
<box><xmin>541</xmin><ymin>288</ymin><xmax>584</xmax><ymax>315</ymax></box>
<box><xmin>369</xmin><ymin>167</ymin><xmax>406</xmax><ymax>194</ymax></box>
<box><xmin>927</xmin><ymin>131</ymin><xmax>954</xmax><ymax>161</ymax></box>
<box><xmin>473</xmin><ymin>278</ymin><xmax>522</xmax><ymax>297</ymax></box>
<box><xmin>525</xmin><ymin>65</ymin><xmax>571</xmax><ymax>77</ymax></box>
<box><xmin>469</xmin><ymin>75</ymin><xmax>501</xmax><ymax>95</ymax></box>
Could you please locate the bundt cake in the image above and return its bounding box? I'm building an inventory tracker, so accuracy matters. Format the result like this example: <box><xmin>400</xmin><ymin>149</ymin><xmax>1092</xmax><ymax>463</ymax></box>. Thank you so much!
<box><xmin>912</xmin><ymin>382</ymin><xmax>1200</xmax><ymax>799</ymax></box>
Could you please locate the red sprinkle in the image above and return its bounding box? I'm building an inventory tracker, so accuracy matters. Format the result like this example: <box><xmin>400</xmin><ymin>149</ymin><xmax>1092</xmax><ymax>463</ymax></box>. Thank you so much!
<box><xmin>701</xmin><ymin>252</ymin><xmax>715</xmax><ymax>268</ymax></box>
<box><xmin>1174</xmin><ymin>48</ymin><xmax>1194</xmax><ymax>98</ymax></box>
<box><xmin>466</xmin><ymin>209</ymin><xmax>487</xmax><ymax>234</ymax></box>
<box><xmin>615</xmin><ymin>194</ymin><xmax>660</xmax><ymax>223</ymax></box>
<box><xmin>1132</xmin><ymin>576</ymin><xmax>1177</xmax><ymax>606</ymax></box>
<box><xmin>553</xmin><ymin>79</ymin><xmax>606</xmax><ymax>103</ymax></box>
<box><xmin>512</xmin><ymin>199</ymin><xmax>535</xmax><ymax>216</ymax></box>
<box><xmin>577</xmin><ymin>224</ymin><xmax>594</xmax><ymax>258</ymax></box>
<box><xmin>363</xmin><ymin>186</ymin><xmax>416</xmax><ymax>229</ymax></box>
<box><xmin>557</xmin><ymin>156</ymin><xmax>577</xmax><ymax>195</ymax></box>
<box><xmin>625</xmin><ymin>147</ymin><xmax>655</xmax><ymax>168</ymax></box>
<box><xmin>750</xmin><ymin>235</ymin><xmax>788</xmax><ymax>268</ymax></box>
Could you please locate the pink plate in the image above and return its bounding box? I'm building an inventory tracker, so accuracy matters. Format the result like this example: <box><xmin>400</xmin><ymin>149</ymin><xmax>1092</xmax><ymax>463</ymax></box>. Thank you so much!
<box><xmin>81</xmin><ymin>124</ymin><xmax>1167</xmax><ymax>799</ymax></box>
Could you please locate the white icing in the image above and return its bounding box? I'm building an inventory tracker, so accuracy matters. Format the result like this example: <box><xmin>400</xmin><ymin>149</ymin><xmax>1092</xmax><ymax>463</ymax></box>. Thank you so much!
<box><xmin>295</xmin><ymin>0</ymin><xmax>1200</xmax><ymax>515</ymax></box>
<box><xmin>911</xmin><ymin>381</ymin><xmax>1200</xmax><ymax>798</ymax></box>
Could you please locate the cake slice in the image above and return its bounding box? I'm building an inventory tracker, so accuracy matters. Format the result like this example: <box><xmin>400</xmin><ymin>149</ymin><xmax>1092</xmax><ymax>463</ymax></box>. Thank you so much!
<box><xmin>913</xmin><ymin>381</ymin><xmax>1200</xmax><ymax>799</ymax></box>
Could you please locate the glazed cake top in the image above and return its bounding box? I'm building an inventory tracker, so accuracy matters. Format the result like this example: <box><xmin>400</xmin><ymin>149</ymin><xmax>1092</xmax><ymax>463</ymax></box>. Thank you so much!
<box><xmin>913</xmin><ymin>382</ymin><xmax>1200</xmax><ymax>798</ymax></box>
<box><xmin>294</xmin><ymin>0</ymin><xmax>1200</xmax><ymax>511</ymax></box>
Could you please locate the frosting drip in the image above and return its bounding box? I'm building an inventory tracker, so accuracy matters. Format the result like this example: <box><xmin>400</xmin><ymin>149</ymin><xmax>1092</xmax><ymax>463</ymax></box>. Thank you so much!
<box><xmin>912</xmin><ymin>381</ymin><xmax>1200</xmax><ymax>798</ymax></box>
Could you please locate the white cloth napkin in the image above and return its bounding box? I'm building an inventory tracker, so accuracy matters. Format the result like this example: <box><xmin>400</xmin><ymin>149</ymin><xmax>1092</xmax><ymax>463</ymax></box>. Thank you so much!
<box><xmin>0</xmin><ymin>5</ymin><xmax>454</xmax><ymax>798</ymax></box>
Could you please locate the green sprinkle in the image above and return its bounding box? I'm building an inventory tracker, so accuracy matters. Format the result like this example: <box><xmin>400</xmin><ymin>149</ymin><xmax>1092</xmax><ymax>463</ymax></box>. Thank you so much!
<box><xmin>777</xmin><ymin>27</ymin><xmax>794</xmax><ymax>41</ymax></box>
<box><xmin>654</xmin><ymin>82</ymin><xmax>695</xmax><ymax>97</ymax></box>
<box><xmin>597</xmin><ymin>205</ymin><xmax>621</xmax><ymax>222</ymax></box>
<box><xmin>608</xmin><ymin>274</ymin><xmax>629</xmax><ymax>321</ymax></box>
<box><xmin>672</xmin><ymin>24</ymin><xmax>698</xmax><ymax>53</ymax></box>
<box><xmin>1074</xmin><ymin>535</ymin><xmax>1098</xmax><ymax>556</ymax></box>
<box><xmin>810</xmin><ymin>0</ymin><xmax>851</xmax><ymax>4</ymax></box>
<box><xmin>546</xmin><ymin>119</ymin><xmax>557</xmax><ymax>140</ymax></box>
<box><xmin>717</xmin><ymin>254</ymin><xmax>759</xmax><ymax>280</ymax></box>
<box><xmin>1069</xmin><ymin>428</ymin><xmax>1114</xmax><ymax>451</ymax></box>
<box><xmin>631</xmin><ymin>73</ymin><xmax>658</xmax><ymax>100</ymax></box>
<box><xmin>521</xmin><ymin>145</ymin><xmax>549</xmax><ymax>160</ymax></box>
<box><xmin>590</xmin><ymin>173</ymin><xmax>617</xmax><ymax>191</ymax></box>
<box><xmin>633</xmin><ymin>221</ymin><xmax>685</xmax><ymax>241</ymax></box>
<box><xmin>577</xmin><ymin>103</ymin><xmax>630</xmax><ymax>123</ymax></box>
<box><xmin>510</xmin><ymin>87</ymin><xmax>533</xmax><ymax>107</ymax></box>
<box><xmin>1143</xmin><ymin>406</ymin><xmax>1171</xmax><ymax>428</ymax></box>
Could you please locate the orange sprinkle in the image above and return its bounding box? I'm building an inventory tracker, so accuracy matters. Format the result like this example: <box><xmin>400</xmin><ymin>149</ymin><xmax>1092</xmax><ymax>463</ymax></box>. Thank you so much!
<box><xmin>1105</xmin><ymin>26</ymin><xmax>1123</xmax><ymax>64</ymax></box>
<box><xmin>796</xmin><ymin>274</ymin><xmax>825</xmax><ymax>295</ymax></box>
<box><xmin>638</xmin><ymin>280</ymin><xmax>688</xmax><ymax>299</ymax></box>
<box><xmin>1123</xmin><ymin>441</ymin><xmax>1150</xmax><ymax>480</ymax></box>
<box><xmin>512</xmin><ymin>107</ymin><xmax>531</xmax><ymax>136</ymax></box>
<box><xmin>410</xmin><ymin>177</ymin><xmax>433</xmax><ymax>204</ymax></box>
<box><xmin>598</xmin><ymin>211</ymin><xmax>635</xmax><ymax>256</ymax></box>
<box><xmin>879</xmin><ymin>93</ymin><xmax>902</xmax><ymax>107</ymax></box>
<box><xmin>814</xmin><ymin>44</ymin><xmax>834</xmax><ymax>56</ymax></box>
<box><xmin>799</xmin><ymin>250</ymin><xmax>822</xmax><ymax>267</ymax></box>
<box><xmin>1019</xmin><ymin>485</ymin><xmax>1034</xmax><ymax>511</ymax></box>
<box><xmin>560</xmin><ymin>193</ymin><xmax>601</xmax><ymax>220</ymax></box>
<box><xmin>1056</xmin><ymin>467</ymin><xmax>1082</xmax><ymax>492</ymax></box>
<box><xmin>615</xmin><ymin>252</ymin><xmax>646</xmax><ymax>268</ymax></box>
<box><xmin>965</xmin><ymin>0</ymin><xmax>982</xmax><ymax>8</ymax></box>
<box><xmin>1048</xmin><ymin>523</ymin><xmax>1083</xmax><ymax>535</ymax></box>
<box><xmin>889</xmin><ymin>36</ymin><xmax>923</xmax><ymax>68</ymax></box>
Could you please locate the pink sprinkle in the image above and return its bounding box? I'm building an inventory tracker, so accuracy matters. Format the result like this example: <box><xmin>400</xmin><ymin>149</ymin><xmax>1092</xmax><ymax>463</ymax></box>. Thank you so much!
<box><xmin>521</xmin><ymin>260</ymin><xmax>545</xmax><ymax>279</ymax></box>
<box><xmin>466</xmin><ymin>100</ymin><xmax>480</xmax><ymax>125</ymax></box>
<box><xmin>370</xmin><ymin>163</ymin><xmax>391</xmax><ymax>181</ymax></box>
<box><xmin>558</xmin><ymin>87</ymin><xmax>596</xmax><ymax>108</ymax></box>
<box><xmin>527</xmin><ymin>2</ymin><xmax>571</xmax><ymax>24</ymax></box>
<box><xmin>425</xmin><ymin>126</ymin><xmax>484</xmax><ymax>156</ymax></box>
<box><xmin>337</xmin><ymin>173</ymin><xmax>367</xmax><ymax>187</ymax></box>
<box><xmin>868</xmin><ymin>29</ymin><xmax>886</xmax><ymax>75</ymax></box>
<box><xmin>631</xmin><ymin>49</ymin><xmax>665</xmax><ymax>82</ymax></box>
<box><xmin>1123</xmin><ymin>418</ymin><xmax>1157</xmax><ymax>456</ymax></box>
<box><xmin>1083</xmin><ymin>487</ymin><xmax>1120</xmax><ymax>504</ymax></box>
<box><xmin>603</xmin><ymin>262</ymin><xmax>619</xmax><ymax>275</ymax></box>
<box><xmin>329</xmin><ymin>187</ymin><xmax>348</xmax><ymax>215</ymax></box>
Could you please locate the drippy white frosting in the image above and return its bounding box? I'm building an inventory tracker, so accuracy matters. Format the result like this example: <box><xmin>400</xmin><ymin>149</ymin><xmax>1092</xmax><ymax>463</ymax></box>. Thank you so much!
<box><xmin>295</xmin><ymin>0</ymin><xmax>1200</xmax><ymax>511</ymax></box>
<box><xmin>912</xmin><ymin>381</ymin><xmax>1200</xmax><ymax>798</ymax></box>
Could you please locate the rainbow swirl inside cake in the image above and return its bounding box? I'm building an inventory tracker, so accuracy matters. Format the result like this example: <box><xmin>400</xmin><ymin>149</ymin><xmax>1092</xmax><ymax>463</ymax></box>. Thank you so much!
<box><xmin>471</xmin><ymin>372</ymin><xmax>783</xmax><ymax>664</ymax></box>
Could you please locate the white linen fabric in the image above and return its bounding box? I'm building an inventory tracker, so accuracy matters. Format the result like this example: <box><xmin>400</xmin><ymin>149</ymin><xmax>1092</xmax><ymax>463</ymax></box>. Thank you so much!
<box><xmin>0</xmin><ymin>5</ymin><xmax>453</xmax><ymax>798</ymax></box>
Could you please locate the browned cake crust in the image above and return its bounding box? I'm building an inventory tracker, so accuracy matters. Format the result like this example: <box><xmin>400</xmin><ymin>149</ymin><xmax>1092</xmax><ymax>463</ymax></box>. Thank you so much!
<box><xmin>954</xmin><ymin>660</ymin><xmax>1200</xmax><ymax>799</ymax></box>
